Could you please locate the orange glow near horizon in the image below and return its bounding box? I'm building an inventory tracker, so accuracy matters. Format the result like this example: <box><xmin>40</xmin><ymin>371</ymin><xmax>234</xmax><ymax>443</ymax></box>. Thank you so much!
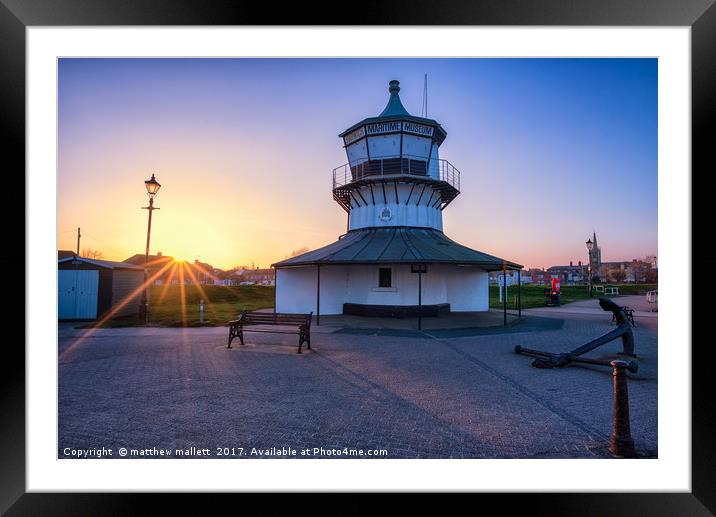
<box><xmin>58</xmin><ymin>59</ymin><xmax>657</xmax><ymax>270</ymax></box>
<box><xmin>57</xmin><ymin>158</ymin><xmax>346</xmax><ymax>270</ymax></box>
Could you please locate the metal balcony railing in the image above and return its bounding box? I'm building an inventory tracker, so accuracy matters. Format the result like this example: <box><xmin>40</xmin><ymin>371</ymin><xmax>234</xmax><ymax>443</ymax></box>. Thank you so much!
<box><xmin>332</xmin><ymin>155</ymin><xmax>461</xmax><ymax>192</ymax></box>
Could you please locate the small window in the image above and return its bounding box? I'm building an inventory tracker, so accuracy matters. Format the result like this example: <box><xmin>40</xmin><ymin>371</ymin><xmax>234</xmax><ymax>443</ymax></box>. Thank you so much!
<box><xmin>378</xmin><ymin>268</ymin><xmax>392</xmax><ymax>288</ymax></box>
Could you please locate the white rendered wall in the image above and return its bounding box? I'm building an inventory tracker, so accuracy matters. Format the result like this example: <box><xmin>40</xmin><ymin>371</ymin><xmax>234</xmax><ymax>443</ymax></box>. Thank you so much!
<box><xmin>275</xmin><ymin>266</ymin><xmax>347</xmax><ymax>315</ymax></box>
<box><xmin>275</xmin><ymin>264</ymin><xmax>488</xmax><ymax>315</ymax></box>
<box><xmin>443</xmin><ymin>265</ymin><xmax>490</xmax><ymax>311</ymax></box>
<box><xmin>348</xmin><ymin>183</ymin><xmax>443</xmax><ymax>231</ymax></box>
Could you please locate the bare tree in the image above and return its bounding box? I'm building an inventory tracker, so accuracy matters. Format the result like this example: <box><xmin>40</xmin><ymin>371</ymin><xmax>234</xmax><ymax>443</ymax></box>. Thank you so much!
<box><xmin>290</xmin><ymin>246</ymin><xmax>310</xmax><ymax>257</ymax></box>
<box><xmin>81</xmin><ymin>248</ymin><xmax>104</xmax><ymax>260</ymax></box>
<box><xmin>610</xmin><ymin>269</ymin><xmax>627</xmax><ymax>283</ymax></box>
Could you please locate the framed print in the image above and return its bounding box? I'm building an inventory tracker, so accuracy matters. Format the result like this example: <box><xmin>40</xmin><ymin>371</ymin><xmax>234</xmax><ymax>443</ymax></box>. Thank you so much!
<box><xmin>3</xmin><ymin>0</ymin><xmax>713</xmax><ymax>513</ymax></box>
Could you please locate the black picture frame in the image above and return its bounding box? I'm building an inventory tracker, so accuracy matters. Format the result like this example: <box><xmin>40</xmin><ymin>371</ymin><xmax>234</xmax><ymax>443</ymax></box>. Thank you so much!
<box><xmin>3</xmin><ymin>0</ymin><xmax>711</xmax><ymax>513</ymax></box>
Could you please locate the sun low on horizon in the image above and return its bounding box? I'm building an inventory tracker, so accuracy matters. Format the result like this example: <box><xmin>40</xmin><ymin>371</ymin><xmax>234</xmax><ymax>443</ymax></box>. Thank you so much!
<box><xmin>57</xmin><ymin>58</ymin><xmax>657</xmax><ymax>271</ymax></box>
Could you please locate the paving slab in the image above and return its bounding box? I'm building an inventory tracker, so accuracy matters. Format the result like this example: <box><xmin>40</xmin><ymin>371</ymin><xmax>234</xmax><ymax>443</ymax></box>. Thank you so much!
<box><xmin>58</xmin><ymin>311</ymin><xmax>657</xmax><ymax>459</ymax></box>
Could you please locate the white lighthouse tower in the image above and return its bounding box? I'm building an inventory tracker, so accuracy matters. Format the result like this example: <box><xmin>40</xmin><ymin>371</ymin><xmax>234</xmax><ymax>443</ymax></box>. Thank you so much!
<box><xmin>273</xmin><ymin>80</ymin><xmax>521</xmax><ymax>318</ymax></box>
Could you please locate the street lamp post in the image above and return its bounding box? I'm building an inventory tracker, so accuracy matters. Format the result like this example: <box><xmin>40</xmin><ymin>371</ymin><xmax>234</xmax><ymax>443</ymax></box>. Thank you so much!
<box><xmin>140</xmin><ymin>173</ymin><xmax>161</xmax><ymax>324</ymax></box>
<box><xmin>586</xmin><ymin>238</ymin><xmax>594</xmax><ymax>298</ymax></box>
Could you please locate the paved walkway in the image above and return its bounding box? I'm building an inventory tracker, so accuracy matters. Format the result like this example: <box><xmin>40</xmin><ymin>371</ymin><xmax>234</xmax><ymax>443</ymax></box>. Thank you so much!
<box><xmin>58</xmin><ymin>310</ymin><xmax>657</xmax><ymax>459</ymax></box>
<box><xmin>524</xmin><ymin>295</ymin><xmax>657</xmax><ymax>322</ymax></box>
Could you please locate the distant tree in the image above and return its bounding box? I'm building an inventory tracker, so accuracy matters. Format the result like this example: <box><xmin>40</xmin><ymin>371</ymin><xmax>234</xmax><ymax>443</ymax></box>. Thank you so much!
<box><xmin>610</xmin><ymin>269</ymin><xmax>627</xmax><ymax>283</ymax></box>
<box><xmin>81</xmin><ymin>248</ymin><xmax>104</xmax><ymax>260</ymax></box>
<box><xmin>290</xmin><ymin>246</ymin><xmax>310</xmax><ymax>257</ymax></box>
<box><xmin>645</xmin><ymin>269</ymin><xmax>658</xmax><ymax>283</ymax></box>
<box><xmin>591</xmin><ymin>275</ymin><xmax>601</xmax><ymax>285</ymax></box>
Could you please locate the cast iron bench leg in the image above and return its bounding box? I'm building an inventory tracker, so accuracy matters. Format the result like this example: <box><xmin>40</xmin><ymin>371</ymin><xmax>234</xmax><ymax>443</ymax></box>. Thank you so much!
<box><xmin>227</xmin><ymin>324</ymin><xmax>236</xmax><ymax>349</ymax></box>
<box><xmin>227</xmin><ymin>324</ymin><xmax>245</xmax><ymax>349</ymax></box>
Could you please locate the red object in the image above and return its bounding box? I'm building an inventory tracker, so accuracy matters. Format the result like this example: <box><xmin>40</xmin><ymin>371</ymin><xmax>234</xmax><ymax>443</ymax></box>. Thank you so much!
<box><xmin>551</xmin><ymin>278</ymin><xmax>561</xmax><ymax>293</ymax></box>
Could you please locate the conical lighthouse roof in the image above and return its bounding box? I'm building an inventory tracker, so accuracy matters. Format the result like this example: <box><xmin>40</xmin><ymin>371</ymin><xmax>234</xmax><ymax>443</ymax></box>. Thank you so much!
<box><xmin>339</xmin><ymin>80</ymin><xmax>447</xmax><ymax>145</ymax></box>
<box><xmin>378</xmin><ymin>80</ymin><xmax>411</xmax><ymax>117</ymax></box>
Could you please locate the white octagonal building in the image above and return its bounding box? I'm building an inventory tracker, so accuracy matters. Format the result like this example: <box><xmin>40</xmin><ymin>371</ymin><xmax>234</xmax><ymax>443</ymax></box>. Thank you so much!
<box><xmin>272</xmin><ymin>80</ymin><xmax>521</xmax><ymax>318</ymax></box>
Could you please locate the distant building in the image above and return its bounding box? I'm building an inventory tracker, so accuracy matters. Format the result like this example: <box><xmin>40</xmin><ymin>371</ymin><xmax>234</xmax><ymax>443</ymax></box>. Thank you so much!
<box><xmin>546</xmin><ymin>261</ymin><xmax>586</xmax><ymax>285</ymax></box>
<box><xmin>600</xmin><ymin>259</ymin><xmax>653</xmax><ymax>283</ymax></box>
<box><xmin>488</xmin><ymin>270</ymin><xmax>532</xmax><ymax>285</ymax></box>
<box><xmin>58</xmin><ymin>250</ymin><xmax>77</xmax><ymax>260</ymax></box>
<box><xmin>523</xmin><ymin>268</ymin><xmax>548</xmax><ymax>285</ymax></box>
<box><xmin>645</xmin><ymin>255</ymin><xmax>658</xmax><ymax>269</ymax></box>
<box><xmin>122</xmin><ymin>253</ymin><xmax>217</xmax><ymax>285</ymax></box>
<box><xmin>500</xmin><ymin>234</ymin><xmax>656</xmax><ymax>287</ymax></box>
<box><xmin>237</xmin><ymin>268</ymin><xmax>275</xmax><ymax>286</ymax></box>
<box><xmin>190</xmin><ymin>259</ymin><xmax>217</xmax><ymax>284</ymax></box>
<box><xmin>586</xmin><ymin>233</ymin><xmax>656</xmax><ymax>283</ymax></box>
<box><xmin>123</xmin><ymin>252</ymin><xmax>174</xmax><ymax>284</ymax></box>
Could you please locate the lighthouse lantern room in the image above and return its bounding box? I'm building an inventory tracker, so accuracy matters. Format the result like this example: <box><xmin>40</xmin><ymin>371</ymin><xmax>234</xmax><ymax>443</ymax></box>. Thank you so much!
<box><xmin>273</xmin><ymin>80</ymin><xmax>521</xmax><ymax>319</ymax></box>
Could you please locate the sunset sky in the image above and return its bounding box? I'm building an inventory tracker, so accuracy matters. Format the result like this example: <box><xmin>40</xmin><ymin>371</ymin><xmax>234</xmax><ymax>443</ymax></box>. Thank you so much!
<box><xmin>57</xmin><ymin>58</ymin><xmax>657</xmax><ymax>270</ymax></box>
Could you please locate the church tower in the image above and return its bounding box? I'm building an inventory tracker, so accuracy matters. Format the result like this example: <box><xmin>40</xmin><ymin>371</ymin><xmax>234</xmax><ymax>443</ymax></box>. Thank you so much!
<box><xmin>589</xmin><ymin>231</ymin><xmax>602</xmax><ymax>268</ymax></box>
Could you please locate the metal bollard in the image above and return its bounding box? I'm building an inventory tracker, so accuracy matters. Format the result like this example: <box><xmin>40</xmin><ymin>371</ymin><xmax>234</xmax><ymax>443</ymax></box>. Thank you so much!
<box><xmin>609</xmin><ymin>360</ymin><xmax>637</xmax><ymax>458</ymax></box>
<box><xmin>199</xmin><ymin>300</ymin><xmax>204</xmax><ymax>323</ymax></box>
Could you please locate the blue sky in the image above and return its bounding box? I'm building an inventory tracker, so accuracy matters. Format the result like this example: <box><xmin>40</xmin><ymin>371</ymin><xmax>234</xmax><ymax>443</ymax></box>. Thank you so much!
<box><xmin>58</xmin><ymin>58</ymin><xmax>657</xmax><ymax>269</ymax></box>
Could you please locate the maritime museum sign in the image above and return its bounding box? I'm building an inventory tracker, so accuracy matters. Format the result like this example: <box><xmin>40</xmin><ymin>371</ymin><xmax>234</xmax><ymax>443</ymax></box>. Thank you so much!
<box><xmin>344</xmin><ymin>120</ymin><xmax>435</xmax><ymax>145</ymax></box>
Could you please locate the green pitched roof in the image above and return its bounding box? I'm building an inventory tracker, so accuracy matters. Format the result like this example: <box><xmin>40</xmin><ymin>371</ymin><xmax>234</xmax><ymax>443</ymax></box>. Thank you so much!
<box><xmin>272</xmin><ymin>227</ymin><xmax>522</xmax><ymax>271</ymax></box>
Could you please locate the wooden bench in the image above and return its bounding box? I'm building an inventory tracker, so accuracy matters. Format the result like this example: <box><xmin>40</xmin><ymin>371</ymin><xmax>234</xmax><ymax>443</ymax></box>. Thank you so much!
<box><xmin>612</xmin><ymin>306</ymin><xmax>636</xmax><ymax>326</ymax></box>
<box><xmin>227</xmin><ymin>311</ymin><xmax>313</xmax><ymax>353</ymax></box>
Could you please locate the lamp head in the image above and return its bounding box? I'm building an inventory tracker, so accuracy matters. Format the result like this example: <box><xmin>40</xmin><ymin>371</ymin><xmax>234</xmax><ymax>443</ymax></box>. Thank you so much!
<box><xmin>145</xmin><ymin>173</ymin><xmax>161</xmax><ymax>198</ymax></box>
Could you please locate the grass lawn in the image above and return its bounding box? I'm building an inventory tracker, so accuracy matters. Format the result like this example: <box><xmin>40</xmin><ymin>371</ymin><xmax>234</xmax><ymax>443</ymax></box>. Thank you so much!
<box><xmin>489</xmin><ymin>283</ymin><xmax>657</xmax><ymax>310</ymax></box>
<box><xmin>97</xmin><ymin>285</ymin><xmax>275</xmax><ymax>328</ymax></box>
<box><xmin>87</xmin><ymin>282</ymin><xmax>656</xmax><ymax>327</ymax></box>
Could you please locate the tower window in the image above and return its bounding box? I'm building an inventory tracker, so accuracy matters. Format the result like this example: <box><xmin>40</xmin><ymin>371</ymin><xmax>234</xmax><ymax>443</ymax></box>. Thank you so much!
<box><xmin>378</xmin><ymin>268</ymin><xmax>392</xmax><ymax>288</ymax></box>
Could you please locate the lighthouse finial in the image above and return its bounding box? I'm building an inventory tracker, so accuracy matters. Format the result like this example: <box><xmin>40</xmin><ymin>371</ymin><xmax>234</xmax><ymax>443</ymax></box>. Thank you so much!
<box><xmin>379</xmin><ymin>80</ymin><xmax>409</xmax><ymax>117</ymax></box>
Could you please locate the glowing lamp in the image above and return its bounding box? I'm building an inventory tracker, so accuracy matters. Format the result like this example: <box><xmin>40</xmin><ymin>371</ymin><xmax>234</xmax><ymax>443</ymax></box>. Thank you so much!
<box><xmin>144</xmin><ymin>173</ymin><xmax>161</xmax><ymax>198</ymax></box>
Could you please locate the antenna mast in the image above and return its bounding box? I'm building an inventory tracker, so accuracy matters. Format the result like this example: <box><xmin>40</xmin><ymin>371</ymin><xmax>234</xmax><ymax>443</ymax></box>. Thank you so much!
<box><xmin>425</xmin><ymin>74</ymin><xmax>428</xmax><ymax>117</ymax></box>
<box><xmin>421</xmin><ymin>74</ymin><xmax>428</xmax><ymax>117</ymax></box>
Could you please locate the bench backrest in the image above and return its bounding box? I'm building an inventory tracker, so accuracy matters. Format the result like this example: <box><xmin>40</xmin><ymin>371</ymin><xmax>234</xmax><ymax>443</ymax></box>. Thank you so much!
<box><xmin>240</xmin><ymin>311</ymin><xmax>312</xmax><ymax>327</ymax></box>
